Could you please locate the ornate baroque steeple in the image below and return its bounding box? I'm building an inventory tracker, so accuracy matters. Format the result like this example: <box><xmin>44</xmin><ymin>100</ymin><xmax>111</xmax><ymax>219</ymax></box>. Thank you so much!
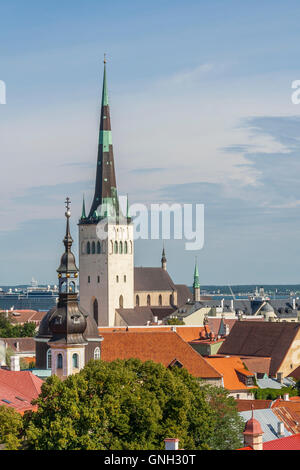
<box><xmin>87</xmin><ymin>57</ymin><xmax>119</xmax><ymax>222</ymax></box>
<box><xmin>49</xmin><ymin>198</ymin><xmax>87</xmax><ymax>344</ymax></box>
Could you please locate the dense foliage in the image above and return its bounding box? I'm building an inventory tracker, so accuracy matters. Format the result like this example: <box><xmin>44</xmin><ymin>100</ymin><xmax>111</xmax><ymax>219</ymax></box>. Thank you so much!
<box><xmin>21</xmin><ymin>359</ymin><xmax>244</xmax><ymax>450</ymax></box>
<box><xmin>0</xmin><ymin>406</ymin><xmax>23</xmax><ymax>450</ymax></box>
<box><xmin>166</xmin><ymin>318</ymin><xmax>185</xmax><ymax>325</ymax></box>
<box><xmin>0</xmin><ymin>314</ymin><xmax>36</xmax><ymax>338</ymax></box>
<box><xmin>250</xmin><ymin>386</ymin><xmax>298</xmax><ymax>400</ymax></box>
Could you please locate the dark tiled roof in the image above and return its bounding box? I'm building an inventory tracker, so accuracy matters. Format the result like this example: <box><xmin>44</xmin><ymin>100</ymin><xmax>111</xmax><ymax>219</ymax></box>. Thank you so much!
<box><xmin>174</xmin><ymin>284</ymin><xmax>192</xmax><ymax>307</ymax></box>
<box><xmin>219</xmin><ymin>321</ymin><xmax>300</xmax><ymax>376</ymax></box>
<box><xmin>134</xmin><ymin>267</ymin><xmax>175</xmax><ymax>292</ymax></box>
<box><xmin>116</xmin><ymin>307</ymin><xmax>153</xmax><ymax>326</ymax></box>
<box><xmin>116</xmin><ymin>306</ymin><xmax>177</xmax><ymax>326</ymax></box>
<box><xmin>1</xmin><ymin>337</ymin><xmax>35</xmax><ymax>353</ymax></box>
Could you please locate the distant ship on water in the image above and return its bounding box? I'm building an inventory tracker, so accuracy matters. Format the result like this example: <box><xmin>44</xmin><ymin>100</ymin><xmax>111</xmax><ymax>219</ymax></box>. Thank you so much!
<box><xmin>0</xmin><ymin>278</ymin><xmax>59</xmax><ymax>311</ymax></box>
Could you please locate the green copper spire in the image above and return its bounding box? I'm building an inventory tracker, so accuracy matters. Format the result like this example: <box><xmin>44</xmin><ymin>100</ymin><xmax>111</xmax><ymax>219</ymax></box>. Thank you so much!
<box><xmin>193</xmin><ymin>259</ymin><xmax>200</xmax><ymax>289</ymax></box>
<box><xmin>102</xmin><ymin>54</ymin><xmax>109</xmax><ymax>107</ymax></box>
<box><xmin>81</xmin><ymin>194</ymin><xmax>86</xmax><ymax>219</ymax></box>
<box><xmin>87</xmin><ymin>56</ymin><xmax>119</xmax><ymax>221</ymax></box>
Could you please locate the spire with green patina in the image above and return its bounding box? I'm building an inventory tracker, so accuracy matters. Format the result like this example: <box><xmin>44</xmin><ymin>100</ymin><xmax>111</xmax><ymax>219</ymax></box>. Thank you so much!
<box><xmin>88</xmin><ymin>55</ymin><xmax>119</xmax><ymax>220</ymax></box>
<box><xmin>193</xmin><ymin>258</ymin><xmax>200</xmax><ymax>301</ymax></box>
<box><xmin>81</xmin><ymin>194</ymin><xmax>87</xmax><ymax>220</ymax></box>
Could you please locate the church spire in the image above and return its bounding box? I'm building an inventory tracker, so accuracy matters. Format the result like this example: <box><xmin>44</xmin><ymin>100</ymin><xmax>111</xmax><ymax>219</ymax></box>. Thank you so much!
<box><xmin>193</xmin><ymin>258</ymin><xmax>200</xmax><ymax>302</ymax></box>
<box><xmin>81</xmin><ymin>194</ymin><xmax>87</xmax><ymax>220</ymax></box>
<box><xmin>88</xmin><ymin>57</ymin><xmax>118</xmax><ymax>221</ymax></box>
<box><xmin>161</xmin><ymin>245</ymin><xmax>167</xmax><ymax>270</ymax></box>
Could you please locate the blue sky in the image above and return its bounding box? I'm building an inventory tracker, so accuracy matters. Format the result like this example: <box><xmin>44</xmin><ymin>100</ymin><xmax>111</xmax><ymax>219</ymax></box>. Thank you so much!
<box><xmin>1</xmin><ymin>0</ymin><xmax>300</xmax><ymax>285</ymax></box>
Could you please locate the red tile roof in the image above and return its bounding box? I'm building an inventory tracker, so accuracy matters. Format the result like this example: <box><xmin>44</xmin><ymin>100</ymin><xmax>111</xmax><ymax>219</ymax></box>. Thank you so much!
<box><xmin>263</xmin><ymin>433</ymin><xmax>300</xmax><ymax>450</ymax></box>
<box><xmin>3</xmin><ymin>310</ymin><xmax>45</xmax><ymax>325</ymax></box>
<box><xmin>238</xmin><ymin>433</ymin><xmax>300</xmax><ymax>450</ymax></box>
<box><xmin>100</xmin><ymin>331</ymin><xmax>222</xmax><ymax>379</ymax></box>
<box><xmin>235</xmin><ymin>399</ymin><xmax>272</xmax><ymax>412</ymax></box>
<box><xmin>0</xmin><ymin>369</ymin><xmax>43</xmax><ymax>414</ymax></box>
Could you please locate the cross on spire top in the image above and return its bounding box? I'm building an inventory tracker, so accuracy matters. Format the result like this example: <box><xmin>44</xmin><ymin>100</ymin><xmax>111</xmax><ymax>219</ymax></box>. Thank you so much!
<box><xmin>65</xmin><ymin>197</ymin><xmax>71</xmax><ymax>217</ymax></box>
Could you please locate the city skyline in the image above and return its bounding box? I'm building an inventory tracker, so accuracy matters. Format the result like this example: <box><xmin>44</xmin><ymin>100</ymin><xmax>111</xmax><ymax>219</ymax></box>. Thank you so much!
<box><xmin>2</xmin><ymin>1</ymin><xmax>300</xmax><ymax>284</ymax></box>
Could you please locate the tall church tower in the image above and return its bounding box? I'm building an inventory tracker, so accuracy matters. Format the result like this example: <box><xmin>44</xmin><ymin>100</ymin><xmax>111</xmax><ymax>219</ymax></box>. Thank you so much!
<box><xmin>79</xmin><ymin>59</ymin><xmax>134</xmax><ymax>326</ymax></box>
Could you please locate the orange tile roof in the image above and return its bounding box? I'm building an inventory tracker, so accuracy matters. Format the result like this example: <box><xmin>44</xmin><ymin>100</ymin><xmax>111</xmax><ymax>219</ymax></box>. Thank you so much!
<box><xmin>98</xmin><ymin>326</ymin><xmax>208</xmax><ymax>342</ymax></box>
<box><xmin>100</xmin><ymin>331</ymin><xmax>222</xmax><ymax>379</ymax></box>
<box><xmin>0</xmin><ymin>369</ymin><xmax>43</xmax><ymax>414</ymax></box>
<box><xmin>205</xmin><ymin>356</ymin><xmax>257</xmax><ymax>391</ymax></box>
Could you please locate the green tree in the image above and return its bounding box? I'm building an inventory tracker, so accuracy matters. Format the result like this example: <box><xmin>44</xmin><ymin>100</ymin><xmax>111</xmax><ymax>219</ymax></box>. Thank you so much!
<box><xmin>167</xmin><ymin>318</ymin><xmax>185</xmax><ymax>325</ymax></box>
<box><xmin>0</xmin><ymin>406</ymin><xmax>23</xmax><ymax>450</ymax></box>
<box><xmin>0</xmin><ymin>313</ymin><xmax>36</xmax><ymax>338</ymax></box>
<box><xmin>24</xmin><ymin>359</ymin><xmax>243</xmax><ymax>450</ymax></box>
<box><xmin>201</xmin><ymin>384</ymin><xmax>244</xmax><ymax>450</ymax></box>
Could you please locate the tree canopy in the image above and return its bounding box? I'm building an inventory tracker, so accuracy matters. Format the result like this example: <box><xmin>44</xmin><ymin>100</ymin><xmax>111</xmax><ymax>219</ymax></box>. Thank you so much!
<box><xmin>0</xmin><ymin>406</ymin><xmax>23</xmax><ymax>450</ymax></box>
<box><xmin>166</xmin><ymin>318</ymin><xmax>185</xmax><ymax>325</ymax></box>
<box><xmin>23</xmin><ymin>358</ymin><xmax>244</xmax><ymax>450</ymax></box>
<box><xmin>0</xmin><ymin>313</ymin><xmax>36</xmax><ymax>338</ymax></box>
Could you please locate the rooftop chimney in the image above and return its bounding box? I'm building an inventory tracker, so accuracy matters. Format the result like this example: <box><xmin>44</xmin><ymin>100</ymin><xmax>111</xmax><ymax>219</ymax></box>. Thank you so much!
<box><xmin>283</xmin><ymin>393</ymin><xmax>289</xmax><ymax>401</ymax></box>
<box><xmin>153</xmin><ymin>316</ymin><xmax>158</xmax><ymax>324</ymax></box>
<box><xmin>293</xmin><ymin>298</ymin><xmax>296</xmax><ymax>310</ymax></box>
<box><xmin>164</xmin><ymin>438</ymin><xmax>179</xmax><ymax>451</ymax></box>
<box><xmin>171</xmin><ymin>326</ymin><xmax>177</xmax><ymax>332</ymax></box>
<box><xmin>10</xmin><ymin>355</ymin><xmax>20</xmax><ymax>372</ymax></box>
<box><xmin>277</xmin><ymin>372</ymin><xmax>283</xmax><ymax>384</ymax></box>
<box><xmin>221</xmin><ymin>298</ymin><xmax>224</xmax><ymax>310</ymax></box>
<box><xmin>277</xmin><ymin>421</ymin><xmax>285</xmax><ymax>438</ymax></box>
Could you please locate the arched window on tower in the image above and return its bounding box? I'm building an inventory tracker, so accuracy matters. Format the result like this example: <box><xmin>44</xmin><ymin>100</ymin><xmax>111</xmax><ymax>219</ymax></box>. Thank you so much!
<box><xmin>147</xmin><ymin>295</ymin><xmax>151</xmax><ymax>306</ymax></box>
<box><xmin>119</xmin><ymin>241</ymin><xmax>123</xmax><ymax>254</ymax></box>
<box><xmin>159</xmin><ymin>294</ymin><xmax>162</xmax><ymax>306</ymax></box>
<box><xmin>94</xmin><ymin>347</ymin><xmax>100</xmax><ymax>360</ymax></box>
<box><xmin>170</xmin><ymin>294</ymin><xmax>174</xmax><ymax>305</ymax></box>
<box><xmin>136</xmin><ymin>295</ymin><xmax>140</xmax><ymax>306</ymax></box>
<box><xmin>124</xmin><ymin>241</ymin><xmax>128</xmax><ymax>254</ymax></box>
<box><xmin>97</xmin><ymin>241</ymin><xmax>101</xmax><ymax>254</ymax></box>
<box><xmin>57</xmin><ymin>353</ymin><xmax>63</xmax><ymax>369</ymax></box>
<box><xmin>119</xmin><ymin>295</ymin><xmax>124</xmax><ymax>308</ymax></box>
<box><xmin>93</xmin><ymin>298</ymin><xmax>98</xmax><ymax>324</ymax></box>
<box><xmin>92</xmin><ymin>241</ymin><xmax>96</xmax><ymax>254</ymax></box>
<box><xmin>47</xmin><ymin>349</ymin><xmax>52</xmax><ymax>370</ymax></box>
<box><xmin>87</xmin><ymin>242</ymin><xmax>91</xmax><ymax>254</ymax></box>
<box><xmin>114</xmin><ymin>241</ymin><xmax>118</xmax><ymax>254</ymax></box>
<box><xmin>72</xmin><ymin>353</ymin><xmax>79</xmax><ymax>369</ymax></box>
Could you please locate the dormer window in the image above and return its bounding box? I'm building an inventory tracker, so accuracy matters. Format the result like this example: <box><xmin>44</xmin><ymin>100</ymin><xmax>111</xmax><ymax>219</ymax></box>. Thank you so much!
<box><xmin>55</xmin><ymin>315</ymin><xmax>62</xmax><ymax>325</ymax></box>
